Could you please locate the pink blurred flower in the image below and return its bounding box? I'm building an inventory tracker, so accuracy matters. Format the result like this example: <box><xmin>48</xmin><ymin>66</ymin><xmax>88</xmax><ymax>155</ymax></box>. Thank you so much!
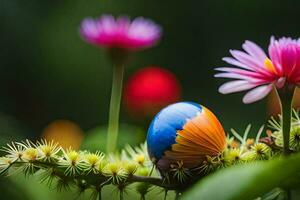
<box><xmin>80</xmin><ymin>15</ymin><xmax>161</xmax><ymax>50</ymax></box>
<box><xmin>215</xmin><ymin>37</ymin><xmax>300</xmax><ymax>103</ymax></box>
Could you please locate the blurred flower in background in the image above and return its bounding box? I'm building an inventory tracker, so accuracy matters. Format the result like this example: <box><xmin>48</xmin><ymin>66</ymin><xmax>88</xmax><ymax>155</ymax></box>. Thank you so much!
<box><xmin>80</xmin><ymin>15</ymin><xmax>161</xmax><ymax>51</ymax></box>
<box><xmin>42</xmin><ymin>120</ymin><xmax>83</xmax><ymax>150</ymax></box>
<box><xmin>123</xmin><ymin>66</ymin><xmax>181</xmax><ymax>118</ymax></box>
<box><xmin>79</xmin><ymin>14</ymin><xmax>162</xmax><ymax>152</ymax></box>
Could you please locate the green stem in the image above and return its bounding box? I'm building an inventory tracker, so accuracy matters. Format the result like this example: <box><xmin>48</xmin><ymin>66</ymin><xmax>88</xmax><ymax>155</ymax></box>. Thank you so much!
<box><xmin>128</xmin><ymin>175</ymin><xmax>179</xmax><ymax>190</ymax></box>
<box><xmin>277</xmin><ymin>87</ymin><xmax>295</xmax><ymax>155</ymax></box>
<box><xmin>164</xmin><ymin>190</ymin><xmax>168</xmax><ymax>200</ymax></box>
<box><xmin>149</xmin><ymin>164</ymin><xmax>154</xmax><ymax>176</ymax></box>
<box><xmin>120</xmin><ymin>188</ymin><xmax>124</xmax><ymax>200</ymax></box>
<box><xmin>6</xmin><ymin>160</ymin><xmax>181</xmax><ymax>189</ymax></box>
<box><xmin>98</xmin><ymin>187</ymin><xmax>102</xmax><ymax>200</ymax></box>
<box><xmin>106</xmin><ymin>64</ymin><xmax>124</xmax><ymax>153</ymax></box>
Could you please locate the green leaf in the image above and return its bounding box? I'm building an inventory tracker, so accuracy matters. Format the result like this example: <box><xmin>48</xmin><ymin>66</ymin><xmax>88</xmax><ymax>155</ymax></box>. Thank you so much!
<box><xmin>182</xmin><ymin>153</ymin><xmax>300</xmax><ymax>200</ymax></box>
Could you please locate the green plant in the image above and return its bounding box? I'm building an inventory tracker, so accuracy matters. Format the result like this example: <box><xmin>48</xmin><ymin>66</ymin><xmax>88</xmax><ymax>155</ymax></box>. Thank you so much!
<box><xmin>2</xmin><ymin>112</ymin><xmax>300</xmax><ymax>200</ymax></box>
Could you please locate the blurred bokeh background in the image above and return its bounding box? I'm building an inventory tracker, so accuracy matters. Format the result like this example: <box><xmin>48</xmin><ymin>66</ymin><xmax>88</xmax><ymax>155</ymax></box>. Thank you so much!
<box><xmin>1</xmin><ymin>0</ymin><xmax>300</xmax><ymax>199</ymax></box>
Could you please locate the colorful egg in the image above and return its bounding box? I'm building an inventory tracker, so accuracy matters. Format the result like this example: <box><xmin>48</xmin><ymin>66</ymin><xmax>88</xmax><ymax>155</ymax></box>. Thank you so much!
<box><xmin>147</xmin><ymin>102</ymin><xmax>226</xmax><ymax>171</ymax></box>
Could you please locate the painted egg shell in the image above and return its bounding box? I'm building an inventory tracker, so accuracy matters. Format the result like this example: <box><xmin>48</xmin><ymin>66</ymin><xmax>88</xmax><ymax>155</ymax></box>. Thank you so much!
<box><xmin>147</xmin><ymin>102</ymin><xmax>226</xmax><ymax>171</ymax></box>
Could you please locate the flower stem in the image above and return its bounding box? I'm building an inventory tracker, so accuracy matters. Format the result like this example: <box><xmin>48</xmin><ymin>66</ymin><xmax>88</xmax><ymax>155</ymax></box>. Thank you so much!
<box><xmin>277</xmin><ymin>87</ymin><xmax>295</xmax><ymax>155</ymax></box>
<box><xmin>120</xmin><ymin>189</ymin><xmax>124</xmax><ymax>200</ymax></box>
<box><xmin>106</xmin><ymin>64</ymin><xmax>124</xmax><ymax>153</ymax></box>
<box><xmin>98</xmin><ymin>187</ymin><xmax>102</xmax><ymax>200</ymax></box>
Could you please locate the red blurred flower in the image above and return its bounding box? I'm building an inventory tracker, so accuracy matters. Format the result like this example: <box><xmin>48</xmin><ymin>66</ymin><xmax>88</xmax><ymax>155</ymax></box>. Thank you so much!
<box><xmin>123</xmin><ymin>66</ymin><xmax>181</xmax><ymax>118</ymax></box>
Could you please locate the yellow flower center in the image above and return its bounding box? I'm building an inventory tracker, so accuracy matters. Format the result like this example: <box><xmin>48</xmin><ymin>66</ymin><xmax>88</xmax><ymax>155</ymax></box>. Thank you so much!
<box><xmin>67</xmin><ymin>151</ymin><xmax>79</xmax><ymax>163</ymax></box>
<box><xmin>264</xmin><ymin>58</ymin><xmax>276</xmax><ymax>73</ymax></box>
<box><xmin>107</xmin><ymin>163</ymin><xmax>119</xmax><ymax>175</ymax></box>
<box><xmin>40</xmin><ymin>145</ymin><xmax>52</xmax><ymax>157</ymax></box>
<box><xmin>135</xmin><ymin>154</ymin><xmax>145</xmax><ymax>165</ymax></box>
<box><xmin>24</xmin><ymin>148</ymin><xmax>38</xmax><ymax>161</ymax></box>
<box><xmin>123</xmin><ymin>162</ymin><xmax>137</xmax><ymax>174</ymax></box>
<box><xmin>85</xmin><ymin>154</ymin><xmax>99</xmax><ymax>165</ymax></box>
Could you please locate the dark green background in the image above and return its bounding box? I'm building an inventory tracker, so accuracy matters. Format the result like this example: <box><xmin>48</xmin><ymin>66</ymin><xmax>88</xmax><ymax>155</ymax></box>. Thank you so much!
<box><xmin>1</xmin><ymin>0</ymin><xmax>300</xmax><ymax>139</ymax></box>
<box><xmin>1</xmin><ymin>0</ymin><xmax>300</xmax><ymax>199</ymax></box>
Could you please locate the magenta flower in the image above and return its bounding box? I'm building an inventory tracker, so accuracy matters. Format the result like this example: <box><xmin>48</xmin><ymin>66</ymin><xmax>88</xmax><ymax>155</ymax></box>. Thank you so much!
<box><xmin>80</xmin><ymin>15</ymin><xmax>161</xmax><ymax>50</ymax></box>
<box><xmin>215</xmin><ymin>37</ymin><xmax>300</xmax><ymax>104</ymax></box>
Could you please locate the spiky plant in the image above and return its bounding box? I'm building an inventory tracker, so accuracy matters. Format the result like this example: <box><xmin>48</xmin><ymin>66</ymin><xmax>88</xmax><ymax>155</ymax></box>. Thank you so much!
<box><xmin>1</xmin><ymin>114</ymin><xmax>300</xmax><ymax>200</ymax></box>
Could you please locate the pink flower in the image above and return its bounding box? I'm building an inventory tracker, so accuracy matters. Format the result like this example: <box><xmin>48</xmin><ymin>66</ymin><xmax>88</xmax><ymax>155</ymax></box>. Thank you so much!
<box><xmin>215</xmin><ymin>37</ymin><xmax>300</xmax><ymax>103</ymax></box>
<box><xmin>80</xmin><ymin>15</ymin><xmax>161</xmax><ymax>50</ymax></box>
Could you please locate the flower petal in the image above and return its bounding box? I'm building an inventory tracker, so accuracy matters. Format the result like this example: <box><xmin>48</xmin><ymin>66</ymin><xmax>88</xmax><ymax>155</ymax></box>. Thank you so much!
<box><xmin>214</xmin><ymin>73</ymin><xmax>250</xmax><ymax>80</ymax></box>
<box><xmin>214</xmin><ymin>73</ymin><xmax>263</xmax><ymax>82</ymax></box>
<box><xmin>230</xmin><ymin>50</ymin><xmax>263</xmax><ymax>70</ymax></box>
<box><xmin>242</xmin><ymin>40</ymin><xmax>267</xmax><ymax>63</ymax></box>
<box><xmin>222</xmin><ymin>57</ymin><xmax>252</xmax><ymax>70</ymax></box>
<box><xmin>218</xmin><ymin>80</ymin><xmax>257</xmax><ymax>94</ymax></box>
<box><xmin>242</xmin><ymin>84</ymin><xmax>273</xmax><ymax>104</ymax></box>
<box><xmin>215</xmin><ymin>67</ymin><xmax>268</xmax><ymax>80</ymax></box>
<box><xmin>275</xmin><ymin>77</ymin><xmax>286</xmax><ymax>88</ymax></box>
